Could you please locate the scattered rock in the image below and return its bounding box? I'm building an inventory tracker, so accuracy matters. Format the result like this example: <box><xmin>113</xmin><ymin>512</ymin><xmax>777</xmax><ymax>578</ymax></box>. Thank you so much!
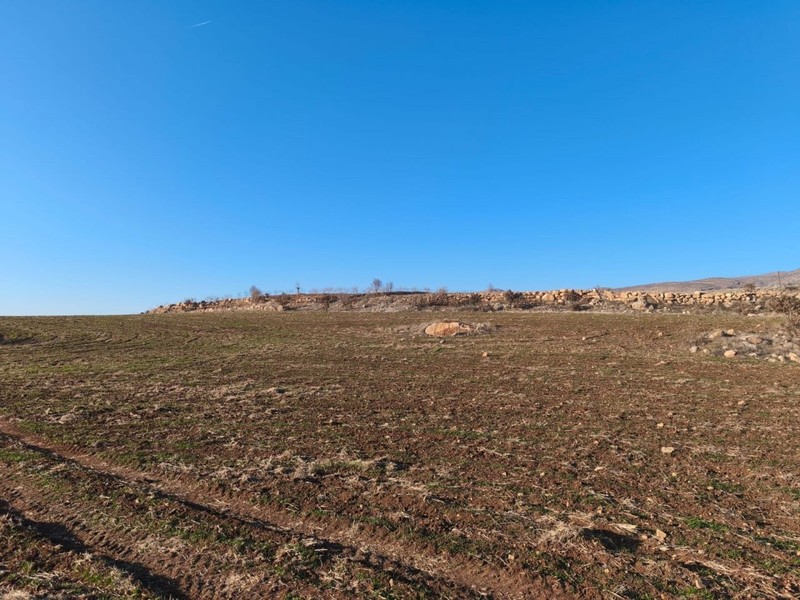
<box><xmin>746</xmin><ymin>336</ymin><xmax>764</xmax><ymax>345</ymax></box>
<box><xmin>630</xmin><ymin>296</ymin><xmax>658</xmax><ymax>311</ymax></box>
<box><xmin>654</xmin><ymin>529</ymin><xmax>668</xmax><ymax>542</ymax></box>
<box><xmin>724</xmin><ymin>350</ymin><xmax>737</xmax><ymax>358</ymax></box>
<box><xmin>724</xmin><ymin>329</ymin><xmax>736</xmax><ymax>337</ymax></box>
<box><xmin>481</xmin><ymin>351</ymin><xmax>490</xmax><ymax>358</ymax></box>
<box><xmin>789</xmin><ymin>352</ymin><xmax>800</xmax><ymax>364</ymax></box>
<box><xmin>689</xmin><ymin>346</ymin><xmax>699</xmax><ymax>354</ymax></box>
<box><xmin>661</xmin><ymin>446</ymin><xmax>675</xmax><ymax>455</ymax></box>
<box><xmin>58</xmin><ymin>412</ymin><xmax>78</xmax><ymax>424</ymax></box>
<box><xmin>707</xmin><ymin>330</ymin><xmax>724</xmax><ymax>340</ymax></box>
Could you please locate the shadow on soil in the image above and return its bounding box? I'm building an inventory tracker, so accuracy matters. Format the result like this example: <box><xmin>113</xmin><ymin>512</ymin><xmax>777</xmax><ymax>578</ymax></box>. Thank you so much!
<box><xmin>581</xmin><ymin>528</ymin><xmax>641</xmax><ymax>554</ymax></box>
<box><xmin>0</xmin><ymin>335</ymin><xmax>36</xmax><ymax>346</ymax></box>
<box><xmin>0</xmin><ymin>500</ymin><xmax>187</xmax><ymax>599</ymax></box>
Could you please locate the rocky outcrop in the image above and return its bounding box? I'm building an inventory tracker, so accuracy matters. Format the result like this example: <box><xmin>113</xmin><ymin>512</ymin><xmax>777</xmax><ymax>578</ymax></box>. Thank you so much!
<box><xmin>148</xmin><ymin>288</ymin><xmax>799</xmax><ymax>315</ymax></box>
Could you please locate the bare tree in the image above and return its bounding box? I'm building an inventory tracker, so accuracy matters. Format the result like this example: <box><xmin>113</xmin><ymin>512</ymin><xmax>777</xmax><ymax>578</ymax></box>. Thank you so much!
<box><xmin>249</xmin><ymin>285</ymin><xmax>263</xmax><ymax>303</ymax></box>
<box><xmin>384</xmin><ymin>281</ymin><xmax>394</xmax><ymax>293</ymax></box>
<box><xmin>370</xmin><ymin>278</ymin><xmax>383</xmax><ymax>293</ymax></box>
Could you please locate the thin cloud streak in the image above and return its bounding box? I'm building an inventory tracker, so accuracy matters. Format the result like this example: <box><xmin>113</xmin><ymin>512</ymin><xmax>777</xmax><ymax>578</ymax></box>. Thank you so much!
<box><xmin>188</xmin><ymin>21</ymin><xmax>211</xmax><ymax>29</ymax></box>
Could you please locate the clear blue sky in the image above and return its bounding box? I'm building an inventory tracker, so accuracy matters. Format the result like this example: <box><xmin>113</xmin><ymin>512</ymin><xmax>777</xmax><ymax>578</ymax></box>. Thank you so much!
<box><xmin>2</xmin><ymin>1</ymin><xmax>798</xmax><ymax>315</ymax></box>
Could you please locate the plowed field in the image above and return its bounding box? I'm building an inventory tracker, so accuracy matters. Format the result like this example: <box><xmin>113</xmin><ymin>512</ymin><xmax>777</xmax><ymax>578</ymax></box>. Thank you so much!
<box><xmin>1</xmin><ymin>312</ymin><xmax>798</xmax><ymax>599</ymax></box>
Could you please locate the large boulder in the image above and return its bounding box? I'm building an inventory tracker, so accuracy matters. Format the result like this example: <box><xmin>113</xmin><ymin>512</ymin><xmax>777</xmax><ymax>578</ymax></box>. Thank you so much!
<box><xmin>424</xmin><ymin>322</ymin><xmax>474</xmax><ymax>337</ymax></box>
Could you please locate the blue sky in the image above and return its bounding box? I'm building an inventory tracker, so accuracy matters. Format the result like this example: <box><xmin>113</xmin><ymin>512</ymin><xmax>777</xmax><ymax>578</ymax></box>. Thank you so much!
<box><xmin>2</xmin><ymin>1</ymin><xmax>798</xmax><ymax>315</ymax></box>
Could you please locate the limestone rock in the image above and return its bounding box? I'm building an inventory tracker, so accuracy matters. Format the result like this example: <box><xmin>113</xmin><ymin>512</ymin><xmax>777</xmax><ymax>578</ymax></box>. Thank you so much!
<box><xmin>424</xmin><ymin>322</ymin><xmax>473</xmax><ymax>337</ymax></box>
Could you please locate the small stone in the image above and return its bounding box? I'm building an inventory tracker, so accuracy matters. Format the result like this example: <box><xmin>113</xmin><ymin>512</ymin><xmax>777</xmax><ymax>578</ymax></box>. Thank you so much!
<box><xmin>689</xmin><ymin>345</ymin><xmax>699</xmax><ymax>353</ymax></box>
<box><xmin>724</xmin><ymin>329</ymin><xmax>736</xmax><ymax>336</ymax></box>
<box><xmin>707</xmin><ymin>329</ymin><xmax>724</xmax><ymax>340</ymax></box>
<box><xmin>724</xmin><ymin>350</ymin><xmax>737</xmax><ymax>358</ymax></box>
<box><xmin>654</xmin><ymin>529</ymin><xmax>668</xmax><ymax>542</ymax></box>
<box><xmin>746</xmin><ymin>336</ymin><xmax>763</xmax><ymax>345</ymax></box>
<box><xmin>788</xmin><ymin>352</ymin><xmax>800</xmax><ymax>364</ymax></box>
<box><xmin>737</xmin><ymin>400</ymin><xmax>746</xmax><ymax>406</ymax></box>
<box><xmin>656</xmin><ymin>422</ymin><xmax>664</xmax><ymax>429</ymax></box>
<box><xmin>481</xmin><ymin>351</ymin><xmax>490</xmax><ymax>358</ymax></box>
<box><xmin>58</xmin><ymin>412</ymin><xmax>78</xmax><ymax>424</ymax></box>
<box><xmin>661</xmin><ymin>446</ymin><xmax>675</xmax><ymax>455</ymax></box>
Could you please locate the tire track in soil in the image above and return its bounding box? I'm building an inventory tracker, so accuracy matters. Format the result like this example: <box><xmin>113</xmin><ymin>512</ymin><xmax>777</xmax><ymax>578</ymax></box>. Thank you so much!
<box><xmin>0</xmin><ymin>497</ymin><xmax>187</xmax><ymax>599</ymax></box>
<box><xmin>0</xmin><ymin>484</ymin><xmax>191</xmax><ymax>599</ymax></box>
<box><xmin>0</xmin><ymin>416</ymin><xmax>572</xmax><ymax>599</ymax></box>
<box><xmin>1</xmin><ymin>454</ymin><xmax>411</xmax><ymax>599</ymax></box>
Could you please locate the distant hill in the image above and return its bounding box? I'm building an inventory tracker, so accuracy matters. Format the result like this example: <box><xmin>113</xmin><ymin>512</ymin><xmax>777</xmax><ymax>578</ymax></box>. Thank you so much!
<box><xmin>616</xmin><ymin>268</ymin><xmax>800</xmax><ymax>293</ymax></box>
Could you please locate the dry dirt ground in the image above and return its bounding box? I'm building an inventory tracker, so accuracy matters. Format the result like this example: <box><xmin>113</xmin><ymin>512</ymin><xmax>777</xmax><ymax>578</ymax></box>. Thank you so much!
<box><xmin>0</xmin><ymin>312</ymin><xmax>798</xmax><ymax>599</ymax></box>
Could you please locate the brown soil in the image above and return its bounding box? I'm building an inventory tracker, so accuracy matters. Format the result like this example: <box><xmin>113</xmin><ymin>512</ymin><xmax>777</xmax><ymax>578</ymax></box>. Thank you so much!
<box><xmin>1</xmin><ymin>311</ymin><xmax>799</xmax><ymax>599</ymax></box>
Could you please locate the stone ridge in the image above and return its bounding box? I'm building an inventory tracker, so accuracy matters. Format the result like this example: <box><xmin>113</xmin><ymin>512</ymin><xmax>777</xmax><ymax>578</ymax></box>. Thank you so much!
<box><xmin>147</xmin><ymin>288</ymin><xmax>800</xmax><ymax>314</ymax></box>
